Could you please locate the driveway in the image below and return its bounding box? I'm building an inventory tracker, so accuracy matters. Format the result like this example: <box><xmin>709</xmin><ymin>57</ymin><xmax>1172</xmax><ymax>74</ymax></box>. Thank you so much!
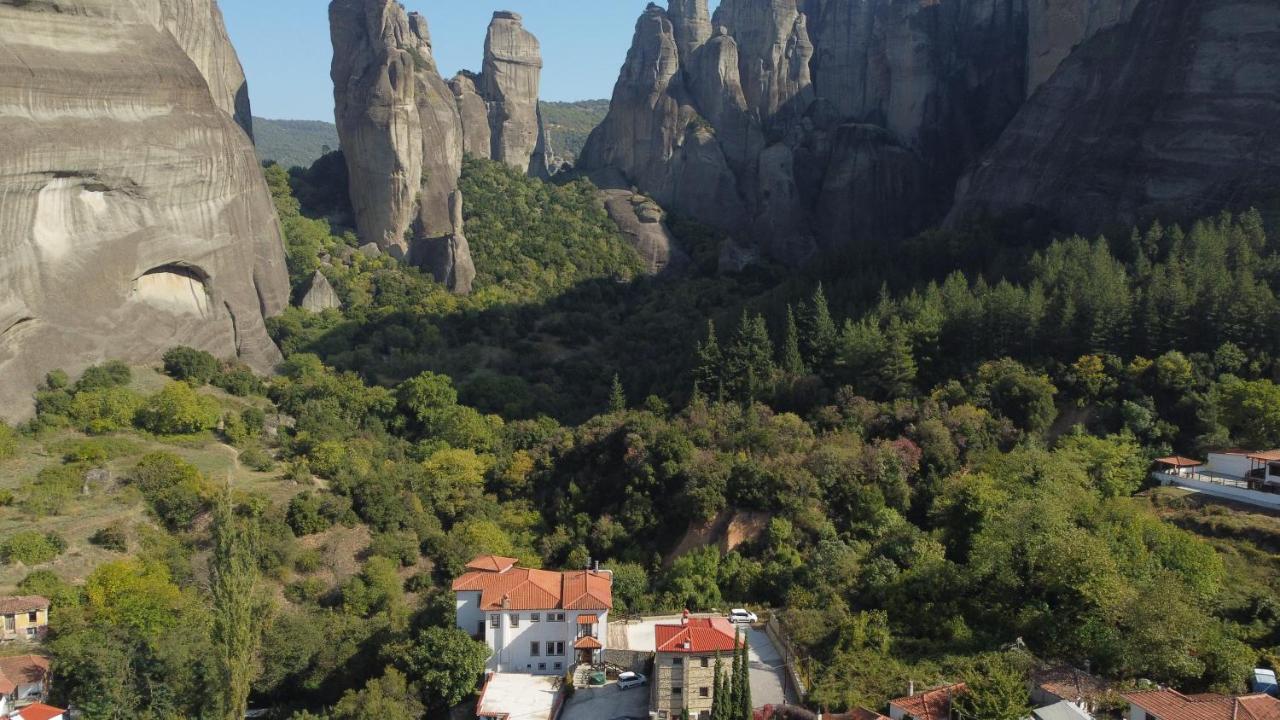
<box><xmin>560</xmin><ymin>680</ymin><xmax>649</xmax><ymax>720</ymax></box>
<box><xmin>609</xmin><ymin>614</ymin><xmax>792</xmax><ymax>707</ymax></box>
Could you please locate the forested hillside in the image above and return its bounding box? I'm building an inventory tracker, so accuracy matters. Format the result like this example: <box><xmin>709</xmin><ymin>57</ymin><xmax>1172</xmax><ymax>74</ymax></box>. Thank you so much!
<box><xmin>0</xmin><ymin>153</ymin><xmax>1277</xmax><ymax>719</ymax></box>
<box><xmin>254</xmin><ymin>117</ymin><xmax>341</xmax><ymax>170</ymax></box>
<box><xmin>539</xmin><ymin>100</ymin><xmax>608</xmax><ymax>163</ymax></box>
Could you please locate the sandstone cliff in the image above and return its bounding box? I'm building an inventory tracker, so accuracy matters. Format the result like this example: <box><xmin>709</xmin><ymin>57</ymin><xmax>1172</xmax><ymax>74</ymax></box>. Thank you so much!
<box><xmin>583</xmin><ymin>0</ymin><xmax>1280</xmax><ymax>264</ymax></box>
<box><xmin>0</xmin><ymin>0</ymin><xmax>289</xmax><ymax>421</ymax></box>
<box><xmin>330</xmin><ymin>2</ymin><xmax>551</xmax><ymax>291</ymax></box>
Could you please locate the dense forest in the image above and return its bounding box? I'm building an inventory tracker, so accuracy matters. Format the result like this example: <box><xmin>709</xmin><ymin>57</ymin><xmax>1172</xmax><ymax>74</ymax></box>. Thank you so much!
<box><xmin>0</xmin><ymin>154</ymin><xmax>1277</xmax><ymax>720</ymax></box>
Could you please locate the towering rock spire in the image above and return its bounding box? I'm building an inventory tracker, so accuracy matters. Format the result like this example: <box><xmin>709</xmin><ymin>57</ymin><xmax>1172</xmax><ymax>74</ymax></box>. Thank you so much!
<box><xmin>668</xmin><ymin>0</ymin><xmax>712</xmax><ymax>63</ymax></box>
<box><xmin>482</xmin><ymin>11</ymin><xmax>550</xmax><ymax>177</ymax></box>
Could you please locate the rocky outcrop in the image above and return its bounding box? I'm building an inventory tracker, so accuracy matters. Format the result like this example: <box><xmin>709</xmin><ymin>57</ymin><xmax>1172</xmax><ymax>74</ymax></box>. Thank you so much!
<box><xmin>301</xmin><ymin>270</ymin><xmax>342</xmax><ymax>312</ymax></box>
<box><xmin>413</xmin><ymin>191</ymin><xmax>477</xmax><ymax>295</ymax></box>
<box><xmin>950</xmin><ymin>0</ymin><xmax>1280</xmax><ymax>234</ymax></box>
<box><xmin>331</xmin><ymin>4</ymin><xmax>557</xmax><ymax>289</ymax></box>
<box><xmin>585</xmin><ymin>0</ymin><xmax>1280</xmax><ymax>264</ymax></box>
<box><xmin>600</xmin><ymin>190</ymin><xmax>689</xmax><ymax>275</ymax></box>
<box><xmin>0</xmin><ymin>0</ymin><xmax>289</xmax><ymax>421</ymax></box>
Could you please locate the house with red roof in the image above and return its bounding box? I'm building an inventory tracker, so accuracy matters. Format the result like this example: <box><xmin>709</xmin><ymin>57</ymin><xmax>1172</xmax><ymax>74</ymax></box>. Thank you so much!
<box><xmin>887</xmin><ymin>683</ymin><xmax>966</xmax><ymax>720</ymax></box>
<box><xmin>651</xmin><ymin>613</ymin><xmax>741</xmax><ymax>719</ymax></box>
<box><xmin>451</xmin><ymin>555</ymin><xmax>612</xmax><ymax>675</ymax></box>
<box><xmin>0</xmin><ymin>597</ymin><xmax>48</xmax><ymax>643</ymax></box>
<box><xmin>8</xmin><ymin>703</ymin><xmax>65</xmax><ymax>720</ymax></box>
<box><xmin>1120</xmin><ymin>688</ymin><xmax>1280</xmax><ymax>720</ymax></box>
<box><xmin>0</xmin><ymin>655</ymin><xmax>49</xmax><ymax>716</ymax></box>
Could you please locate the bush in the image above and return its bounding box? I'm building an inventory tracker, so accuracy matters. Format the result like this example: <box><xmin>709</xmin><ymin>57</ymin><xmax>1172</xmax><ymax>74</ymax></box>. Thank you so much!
<box><xmin>89</xmin><ymin>523</ymin><xmax>129</xmax><ymax>552</ymax></box>
<box><xmin>369</xmin><ymin>531</ymin><xmax>420</xmax><ymax>567</ymax></box>
<box><xmin>294</xmin><ymin>548</ymin><xmax>324</xmax><ymax>574</ymax></box>
<box><xmin>162</xmin><ymin>347</ymin><xmax>219</xmax><ymax>386</ymax></box>
<box><xmin>213</xmin><ymin>364</ymin><xmax>266</xmax><ymax>397</ymax></box>
<box><xmin>22</xmin><ymin>464</ymin><xmax>84</xmax><ymax>516</ymax></box>
<box><xmin>136</xmin><ymin>382</ymin><xmax>221</xmax><ymax>435</ymax></box>
<box><xmin>240</xmin><ymin>443</ymin><xmax>276</xmax><ymax>472</ymax></box>
<box><xmin>0</xmin><ymin>423</ymin><xmax>18</xmax><ymax>460</ymax></box>
<box><xmin>0</xmin><ymin>490</ymin><xmax>13</xmax><ymax>507</ymax></box>
<box><xmin>286</xmin><ymin>492</ymin><xmax>334</xmax><ymax>536</ymax></box>
<box><xmin>284</xmin><ymin>577</ymin><xmax>327</xmax><ymax>605</ymax></box>
<box><xmin>75</xmin><ymin>361</ymin><xmax>132</xmax><ymax>391</ymax></box>
<box><xmin>1</xmin><ymin>531</ymin><xmax>65</xmax><ymax>565</ymax></box>
<box><xmin>68</xmin><ymin>387</ymin><xmax>144</xmax><ymax>434</ymax></box>
<box><xmin>129</xmin><ymin>453</ymin><xmax>213</xmax><ymax>530</ymax></box>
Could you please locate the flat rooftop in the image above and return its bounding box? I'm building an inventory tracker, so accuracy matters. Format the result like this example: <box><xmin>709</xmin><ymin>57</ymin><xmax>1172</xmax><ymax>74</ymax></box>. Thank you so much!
<box><xmin>477</xmin><ymin>673</ymin><xmax>561</xmax><ymax>720</ymax></box>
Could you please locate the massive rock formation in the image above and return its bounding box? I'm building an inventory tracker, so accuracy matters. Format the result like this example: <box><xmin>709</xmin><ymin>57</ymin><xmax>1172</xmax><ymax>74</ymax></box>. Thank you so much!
<box><xmin>0</xmin><ymin>0</ymin><xmax>289</xmax><ymax>421</ymax></box>
<box><xmin>583</xmin><ymin>0</ymin><xmax>1280</xmax><ymax>264</ymax></box>
<box><xmin>330</xmin><ymin>2</ymin><xmax>552</xmax><ymax>290</ymax></box>
<box><xmin>949</xmin><ymin>0</ymin><xmax>1280</xmax><ymax>233</ymax></box>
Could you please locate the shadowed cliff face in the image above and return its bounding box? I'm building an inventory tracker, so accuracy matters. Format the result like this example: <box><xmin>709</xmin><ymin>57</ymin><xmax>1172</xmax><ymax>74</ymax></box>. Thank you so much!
<box><xmin>583</xmin><ymin>0</ymin><xmax>1280</xmax><ymax>264</ymax></box>
<box><xmin>949</xmin><ymin>0</ymin><xmax>1280</xmax><ymax>232</ymax></box>
<box><xmin>0</xmin><ymin>0</ymin><xmax>289</xmax><ymax>422</ymax></box>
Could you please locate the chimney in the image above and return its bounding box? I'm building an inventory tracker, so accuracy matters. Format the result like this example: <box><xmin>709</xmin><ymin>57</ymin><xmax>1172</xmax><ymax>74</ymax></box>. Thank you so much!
<box><xmin>594</xmin><ymin>560</ymin><xmax>600</xmax><ymax>572</ymax></box>
<box><xmin>586</xmin><ymin>556</ymin><xmax>592</xmax><ymax>570</ymax></box>
<box><xmin>909</xmin><ymin>680</ymin><xmax>915</xmax><ymax>697</ymax></box>
<box><xmin>682</xmin><ymin>608</ymin><xmax>690</xmax><ymax>626</ymax></box>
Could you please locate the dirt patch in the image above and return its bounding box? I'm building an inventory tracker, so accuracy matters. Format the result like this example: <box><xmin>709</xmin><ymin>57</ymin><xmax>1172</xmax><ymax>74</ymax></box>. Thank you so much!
<box><xmin>664</xmin><ymin>508</ymin><xmax>772</xmax><ymax>568</ymax></box>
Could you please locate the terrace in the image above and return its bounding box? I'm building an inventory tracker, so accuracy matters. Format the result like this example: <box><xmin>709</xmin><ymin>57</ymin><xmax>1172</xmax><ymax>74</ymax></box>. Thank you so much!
<box><xmin>1154</xmin><ymin>450</ymin><xmax>1280</xmax><ymax>509</ymax></box>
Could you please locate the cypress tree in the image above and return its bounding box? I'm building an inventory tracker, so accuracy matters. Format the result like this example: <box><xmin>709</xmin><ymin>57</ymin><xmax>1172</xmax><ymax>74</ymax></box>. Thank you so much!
<box><xmin>695</xmin><ymin>320</ymin><xmax>725</xmax><ymax>401</ymax></box>
<box><xmin>738</xmin><ymin>633</ymin><xmax>752</xmax><ymax>720</ymax></box>
<box><xmin>609</xmin><ymin>373</ymin><xmax>626</xmax><ymax>412</ymax></box>
<box><xmin>799</xmin><ymin>283</ymin><xmax>838</xmax><ymax>373</ymax></box>
<box><xmin>711</xmin><ymin>652</ymin><xmax>725</xmax><ymax>720</ymax></box>
<box><xmin>781</xmin><ymin>305</ymin><xmax>806</xmax><ymax>376</ymax></box>
<box><xmin>211</xmin><ymin>491</ymin><xmax>262</xmax><ymax>720</ymax></box>
<box><xmin>728</xmin><ymin>629</ymin><xmax>743</xmax><ymax>716</ymax></box>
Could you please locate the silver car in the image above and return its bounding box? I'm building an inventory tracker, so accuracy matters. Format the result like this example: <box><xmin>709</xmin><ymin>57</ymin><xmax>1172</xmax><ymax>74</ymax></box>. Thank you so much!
<box><xmin>616</xmin><ymin>671</ymin><xmax>647</xmax><ymax>690</ymax></box>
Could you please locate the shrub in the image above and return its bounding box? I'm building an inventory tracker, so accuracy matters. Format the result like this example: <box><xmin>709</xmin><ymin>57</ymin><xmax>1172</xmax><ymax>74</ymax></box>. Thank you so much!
<box><xmin>213</xmin><ymin>364</ymin><xmax>266</xmax><ymax>397</ymax></box>
<box><xmin>75</xmin><ymin>360</ymin><xmax>132</xmax><ymax>391</ymax></box>
<box><xmin>294</xmin><ymin>548</ymin><xmax>324</xmax><ymax>574</ymax></box>
<box><xmin>0</xmin><ymin>423</ymin><xmax>18</xmax><ymax>460</ymax></box>
<box><xmin>239</xmin><ymin>443</ymin><xmax>276</xmax><ymax>472</ymax></box>
<box><xmin>286</xmin><ymin>492</ymin><xmax>334</xmax><ymax>536</ymax></box>
<box><xmin>162</xmin><ymin>347</ymin><xmax>219</xmax><ymax>386</ymax></box>
<box><xmin>0</xmin><ymin>490</ymin><xmax>13</xmax><ymax>507</ymax></box>
<box><xmin>68</xmin><ymin>387</ymin><xmax>144</xmax><ymax>434</ymax></box>
<box><xmin>136</xmin><ymin>382</ymin><xmax>221</xmax><ymax>435</ymax></box>
<box><xmin>89</xmin><ymin>523</ymin><xmax>129</xmax><ymax>553</ymax></box>
<box><xmin>1</xmin><ymin>531</ymin><xmax>65</xmax><ymax>565</ymax></box>
<box><xmin>369</xmin><ymin>531</ymin><xmax>420</xmax><ymax>567</ymax></box>
<box><xmin>129</xmin><ymin>453</ymin><xmax>213</xmax><ymax>530</ymax></box>
<box><xmin>22</xmin><ymin>464</ymin><xmax>83</xmax><ymax>516</ymax></box>
<box><xmin>284</xmin><ymin>577</ymin><xmax>327</xmax><ymax>605</ymax></box>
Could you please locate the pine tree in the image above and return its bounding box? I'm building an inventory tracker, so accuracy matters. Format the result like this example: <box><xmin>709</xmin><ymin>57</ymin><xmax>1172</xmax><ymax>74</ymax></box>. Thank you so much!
<box><xmin>726</xmin><ymin>312</ymin><xmax>775</xmax><ymax>402</ymax></box>
<box><xmin>781</xmin><ymin>305</ymin><xmax>806</xmax><ymax>376</ymax></box>
<box><xmin>609</xmin><ymin>373</ymin><xmax>626</xmax><ymax>412</ymax></box>
<box><xmin>798</xmin><ymin>283</ymin><xmax>837</xmax><ymax>373</ymax></box>
<box><xmin>875</xmin><ymin>318</ymin><xmax>918</xmax><ymax>398</ymax></box>
<box><xmin>211</xmin><ymin>491</ymin><xmax>263</xmax><ymax>720</ymax></box>
<box><xmin>738</xmin><ymin>633</ymin><xmax>752</xmax><ymax>720</ymax></box>
<box><xmin>695</xmin><ymin>320</ymin><xmax>725</xmax><ymax>401</ymax></box>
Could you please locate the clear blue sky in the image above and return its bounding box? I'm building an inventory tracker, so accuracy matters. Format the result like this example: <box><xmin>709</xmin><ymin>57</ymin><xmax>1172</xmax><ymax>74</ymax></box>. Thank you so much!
<box><xmin>221</xmin><ymin>0</ymin><xmax>718</xmax><ymax>122</ymax></box>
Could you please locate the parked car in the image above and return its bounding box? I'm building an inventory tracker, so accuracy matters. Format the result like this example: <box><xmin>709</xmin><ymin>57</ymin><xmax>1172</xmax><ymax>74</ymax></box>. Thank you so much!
<box><xmin>617</xmin><ymin>671</ymin><xmax>647</xmax><ymax>690</ymax></box>
<box><xmin>728</xmin><ymin>608</ymin><xmax>758</xmax><ymax>624</ymax></box>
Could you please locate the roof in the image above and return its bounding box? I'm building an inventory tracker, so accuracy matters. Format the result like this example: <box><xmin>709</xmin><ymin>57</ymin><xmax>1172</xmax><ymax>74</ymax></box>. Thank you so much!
<box><xmin>576</xmin><ymin>613</ymin><xmax>598</xmax><ymax>623</ymax></box>
<box><xmin>655</xmin><ymin>617</ymin><xmax>739</xmax><ymax>653</ymax></box>
<box><xmin>573</xmin><ymin>635</ymin><xmax>602</xmax><ymax>649</ymax></box>
<box><xmin>1034</xmin><ymin>666</ymin><xmax>1109</xmax><ymax>705</ymax></box>
<box><xmin>1121</xmin><ymin>689</ymin><xmax>1280</xmax><ymax>720</ymax></box>
<box><xmin>834</xmin><ymin>710</ymin><xmax>892</xmax><ymax>720</ymax></box>
<box><xmin>0</xmin><ymin>596</ymin><xmax>49</xmax><ymax>614</ymax></box>
<box><xmin>466</xmin><ymin>555</ymin><xmax>519</xmax><ymax>573</ymax></box>
<box><xmin>1156</xmin><ymin>456</ymin><xmax>1204</xmax><ymax>467</ymax></box>
<box><xmin>13</xmin><ymin>704</ymin><xmax>64</xmax><ymax>720</ymax></box>
<box><xmin>451</xmin><ymin>557</ymin><xmax>612</xmax><ymax>611</ymax></box>
<box><xmin>1247</xmin><ymin>450</ymin><xmax>1280</xmax><ymax>462</ymax></box>
<box><xmin>0</xmin><ymin>655</ymin><xmax>49</xmax><ymax>694</ymax></box>
<box><xmin>1033</xmin><ymin>701</ymin><xmax>1093</xmax><ymax>720</ymax></box>
<box><xmin>476</xmin><ymin>672</ymin><xmax>561</xmax><ymax>720</ymax></box>
<box><xmin>888</xmin><ymin>683</ymin><xmax>967</xmax><ymax>720</ymax></box>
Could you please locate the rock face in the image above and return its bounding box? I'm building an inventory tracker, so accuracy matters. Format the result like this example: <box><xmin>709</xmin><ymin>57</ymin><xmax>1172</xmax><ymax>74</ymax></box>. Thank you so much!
<box><xmin>949</xmin><ymin>0</ymin><xmax>1280</xmax><ymax>233</ymax></box>
<box><xmin>600</xmin><ymin>190</ymin><xmax>689</xmax><ymax>275</ymax></box>
<box><xmin>301</xmin><ymin>271</ymin><xmax>342</xmax><ymax>312</ymax></box>
<box><xmin>330</xmin><ymin>3</ymin><xmax>554</xmax><ymax>290</ymax></box>
<box><xmin>583</xmin><ymin>0</ymin><xmax>1280</xmax><ymax>263</ymax></box>
<box><xmin>0</xmin><ymin>0</ymin><xmax>289</xmax><ymax>421</ymax></box>
<box><xmin>413</xmin><ymin>191</ymin><xmax>477</xmax><ymax>295</ymax></box>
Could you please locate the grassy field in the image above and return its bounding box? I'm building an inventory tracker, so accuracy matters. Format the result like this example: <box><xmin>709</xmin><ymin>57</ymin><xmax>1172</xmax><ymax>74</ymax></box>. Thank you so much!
<box><xmin>0</xmin><ymin>368</ymin><xmax>302</xmax><ymax>592</ymax></box>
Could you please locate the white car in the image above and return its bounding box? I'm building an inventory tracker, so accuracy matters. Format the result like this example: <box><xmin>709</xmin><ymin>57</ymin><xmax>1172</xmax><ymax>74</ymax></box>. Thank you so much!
<box><xmin>616</xmin><ymin>671</ymin><xmax>647</xmax><ymax>690</ymax></box>
<box><xmin>729</xmin><ymin>608</ymin><xmax>758</xmax><ymax>624</ymax></box>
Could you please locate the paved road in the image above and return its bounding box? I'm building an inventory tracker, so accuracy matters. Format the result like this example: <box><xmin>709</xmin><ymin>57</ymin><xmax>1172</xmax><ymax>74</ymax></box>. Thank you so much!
<box><xmin>560</xmin><ymin>681</ymin><xmax>649</xmax><ymax>720</ymax></box>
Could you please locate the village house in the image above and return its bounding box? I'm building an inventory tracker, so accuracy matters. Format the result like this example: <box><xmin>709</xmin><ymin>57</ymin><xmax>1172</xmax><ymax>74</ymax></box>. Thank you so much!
<box><xmin>1031</xmin><ymin>665</ymin><xmax>1109</xmax><ymax>719</ymax></box>
<box><xmin>0</xmin><ymin>655</ymin><xmax>49</xmax><ymax>716</ymax></box>
<box><xmin>1120</xmin><ymin>688</ymin><xmax>1280</xmax><ymax>720</ymax></box>
<box><xmin>887</xmin><ymin>683</ymin><xmax>966</xmax><ymax>720</ymax></box>
<box><xmin>1154</xmin><ymin>450</ymin><xmax>1280</xmax><ymax>509</ymax></box>
<box><xmin>650</xmin><ymin>614</ymin><xmax>740</xmax><ymax>720</ymax></box>
<box><xmin>0</xmin><ymin>598</ymin><xmax>48</xmax><ymax>643</ymax></box>
<box><xmin>7</xmin><ymin>703</ymin><xmax>65</xmax><ymax>720</ymax></box>
<box><xmin>452</xmin><ymin>555</ymin><xmax>611</xmax><ymax>675</ymax></box>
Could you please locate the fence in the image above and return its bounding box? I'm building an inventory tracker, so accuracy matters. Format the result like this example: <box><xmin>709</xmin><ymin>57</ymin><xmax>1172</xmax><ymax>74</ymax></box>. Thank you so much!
<box><xmin>765</xmin><ymin>613</ymin><xmax>807</xmax><ymax>702</ymax></box>
<box><xmin>602</xmin><ymin>648</ymin><xmax>653</xmax><ymax>674</ymax></box>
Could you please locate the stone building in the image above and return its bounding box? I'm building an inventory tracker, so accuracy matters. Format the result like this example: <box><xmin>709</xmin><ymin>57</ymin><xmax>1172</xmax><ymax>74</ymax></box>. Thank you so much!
<box><xmin>650</xmin><ymin>614</ymin><xmax>740</xmax><ymax>719</ymax></box>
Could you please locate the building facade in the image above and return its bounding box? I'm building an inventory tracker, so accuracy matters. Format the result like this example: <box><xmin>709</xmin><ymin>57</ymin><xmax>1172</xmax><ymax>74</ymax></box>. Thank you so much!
<box><xmin>650</xmin><ymin>616</ymin><xmax>739</xmax><ymax>720</ymax></box>
<box><xmin>452</xmin><ymin>555</ymin><xmax>611</xmax><ymax>675</ymax></box>
<box><xmin>0</xmin><ymin>598</ymin><xmax>48</xmax><ymax>643</ymax></box>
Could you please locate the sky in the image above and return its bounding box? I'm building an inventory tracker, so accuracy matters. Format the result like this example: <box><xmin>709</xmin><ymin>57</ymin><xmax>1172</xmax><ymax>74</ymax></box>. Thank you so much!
<box><xmin>221</xmin><ymin>0</ymin><xmax>718</xmax><ymax>122</ymax></box>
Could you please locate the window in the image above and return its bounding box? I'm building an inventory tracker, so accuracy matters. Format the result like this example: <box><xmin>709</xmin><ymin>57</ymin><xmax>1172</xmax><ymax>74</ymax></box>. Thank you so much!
<box><xmin>509</xmin><ymin>613</ymin><xmax>520</xmax><ymax>628</ymax></box>
<box><xmin>530</xmin><ymin>641</ymin><xmax>541</xmax><ymax>657</ymax></box>
<box><xmin>26</xmin><ymin>612</ymin><xmax>37</xmax><ymax>623</ymax></box>
<box><xmin>489</xmin><ymin>614</ymin><xmax>500</xmax><ymax>629</ymax></box>
<box><xmin>699</xmin><ymin>687</ymin><xmax>710</xmax><ymax>698</ymax></box>
<box><xmin>553</xmin><ymin>662</ymin><xmax>562</xmax><ymax>670</ymax></box>
<box><xmin>548</xmin><ymin>641</ymin><xmax>565</xmax><ymax>656</ymax></box>
<box><xmin>549</xmin><ymin>612</ymin><xmax>565</xmax><ymax>622</ymax></box>
<box><xmin>538</xmin><ymin>662</ymin><xmax>547</xmax><ymax>671</ymax></box>
<box><xmin>672</xmin><ymin>687</ymin><xmax>683</xmax><ymax>697</ymax></box>
<box><xmin>530</xmin><ymin>612</ymin><xmax>541</xmax><ymax>622</ymax></box>
<box><xmin>700</xmin><ymin>657</ymin><xmax>710</xmax><ymax>667</ymax></box>
<box><xmin>672</xmin><ymin>657</ymin><xmax>683</xmax><ymax>666</ymax></box>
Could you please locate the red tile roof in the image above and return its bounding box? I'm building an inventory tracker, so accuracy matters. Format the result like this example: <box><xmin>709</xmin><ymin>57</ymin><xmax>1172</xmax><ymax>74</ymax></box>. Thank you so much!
<box><xmin>0</xmin><ymin>655</ymin><xmax>49</xmax><ymax>694</ymax></box>
<box><xmin>655</xmin><ymin>617</ymin><xmax>739</xmax><ymax>653</ymax></box>
<box><xmin>573</xmin><ymin>635</ymin><xmax>603</xmax><ymax>649</ymax></box>
<box><xmin>1034</xmin><ymin>666</ymin><xmax>1109</xmax><ymax>705</ymax></box>
<box><xmin>825</xmin><ymin>710</ymin><xmax>892</xmax><ymax>720</ymax></box>
<box><xmin>1121</xmin><ymin>689</ymin><xmax>1280</xmax><ymax>720</ymax></box>
<box><xmin>14</xmin><ymin>703</ymin><xmax>64</xmax><ymax>720</ymax></box>
<box><xmin>0</xmin><ymin>596</ymin><xmax>49</xmax><ymax>614</ymax></box>
<box><xmin>888</xmin><ymin>683</ymin><xmax>967</xmax><ymax>720</ymax></box>
<box><xmin>451</xmin><ymin>557</ymin><xmax>612</xmax><ymax>611</ymax></box>
<box><xmin>466</xmin><ymin>554</ymin><xmax>519</xmax><ymax>573</ymax></box>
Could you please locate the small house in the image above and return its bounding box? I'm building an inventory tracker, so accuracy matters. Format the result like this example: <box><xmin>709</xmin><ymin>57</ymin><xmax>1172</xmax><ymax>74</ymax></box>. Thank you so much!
<box><xmin>0</xmin><ymin>655</ymin><xmax>49</xmax><ymax>715</ymax></box>
<box><xmin>0</xmin><ymin>598</ymin><xmax>49</xmax><ymax>643</ymax></box>
<box><xmin>1120</xmin><ymin>688</ymin><xmax>1280</xmax><ymax>720</ymax></box>
<box><xmin>8</xmin><ymin>703</ymin><xmax>65</xmax><ymax>720</ymax></box>
<box><xmin>887</xmin><ymin>683</ymin><xmax>967</xmax><ymax>720</ymax></box>
<box><xmin>651</xmin><ymin>614</ymin><xmax>740</xmax><ymax>720</ymax></box>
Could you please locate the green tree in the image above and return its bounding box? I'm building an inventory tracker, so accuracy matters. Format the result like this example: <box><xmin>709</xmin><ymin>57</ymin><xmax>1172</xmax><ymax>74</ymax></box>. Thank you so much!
<box><xmin>954</xmin><ymin>655</ymin><xmax>1032</xmax><ymax>720</ymax></box>
<box><xmin>976</xmin><ymin>358</ymin><xmax>1058</xmax><ymax>435</ymax></box>
<box><xmin>728</xmin><ymin>629</ymin><xmax>742</xmax><ymax>718</ymax></box>
<box><xmin>798</xmin><ymin>283</ymin><xmax>838</xmax><ymax>372</ymax></box>
<box><xmin>211</xmin><ymin>493</ymin><xmax>264</xmax><ymax>720</ymax></box>
<box><xmin>781</xmin><ymin>305</ymin><xmax>806</xmax><ymax>376</ymax></box>
<box><xmin>610</xmin><ymin>373</ymin><xmax>627</xmax><ymax>413</ymax></box>
<box><xmin>162</xmin><ymin>347</ymin><xmax>220</xmax><ymax>386</ymax></box>
<box><xmin>387</xmin><ymin>626</ymin><xmax>488</xmax><ymax>710</ymax></box>
<box><xmin>711</xmin><ymin>652</ymin><xmax>726</xmax><ymax>720</ymax></box>
<box><xmin>1211</xmin><ymin>376</ymin><xmax>1280</xmax><ymax>448</ymax></box>
<box><xmin>330</xmin><ymin>667</ymin><xmax>424</xmax><ymax>720</ymax></box>
<box><xmin>137</xmin><ymin>381</ymin><xmax>221</xmax><ymax>435</ymax></box>
<box><xmin>695</xmin><ymin>320</ymin><xmax>725</xmax><ymax>400</ymax></box>
<box><xmin>737</xmin><ymin>632</ymin><xmax>752</xmax><ymax>720</ymax></box>
<box><xmin>725</xmin><ymin>312</ymin><xmax>775</xmax><ymax>402</ymax></box>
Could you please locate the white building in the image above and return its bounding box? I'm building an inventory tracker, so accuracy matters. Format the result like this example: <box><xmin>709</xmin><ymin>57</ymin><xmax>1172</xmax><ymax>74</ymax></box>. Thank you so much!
<box><xmin>452</xmin><ymin>555</ymin><xmax>612</xmax><ymax>675</ymax></box>
<box><xmin>1153</xmin><ymin>450</ymin><xmax>1280</xmax><ymax>509</ymax></box>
